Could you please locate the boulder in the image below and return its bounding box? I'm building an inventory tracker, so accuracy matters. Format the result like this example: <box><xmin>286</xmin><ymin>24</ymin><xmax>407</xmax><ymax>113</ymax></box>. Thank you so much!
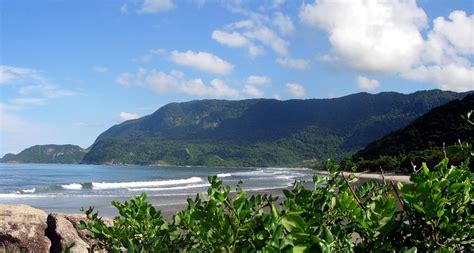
<box><xmin>62</xmin><ymin>214</ymin><xmax>112</xmax><ymax>252</ymax></box>
<box><xmin>0</xmin><ymin>204</ymin><xmax>51</xmax><ymax>252</ymax></box>
<box><xmin>46</xmin><ymin>213</ymin><xmax>89</xmax><ymax>253</ymax></box>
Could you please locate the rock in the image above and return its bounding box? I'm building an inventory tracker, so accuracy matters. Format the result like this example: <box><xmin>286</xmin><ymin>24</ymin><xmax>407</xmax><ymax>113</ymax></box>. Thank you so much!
<box><xmin>0</xmin><ymin>204</ymin><xmax>51</xmax><ymax>253</ymax></box>
<box><xmin>62</xmin><ymin>214</ymin><xmax>112</xmax><ymax>252</ymax></box>
<box><xmin>46</xmin><ymin>213</ymin><xmax>90</xmax><ymax>253</ymax></box>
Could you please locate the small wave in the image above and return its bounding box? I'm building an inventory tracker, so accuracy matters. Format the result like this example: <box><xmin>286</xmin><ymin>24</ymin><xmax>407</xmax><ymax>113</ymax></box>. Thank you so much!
<box><xmin>128</xmin><ymin>183</ymin><xmax>211</xmax><ymax>192</ymax></box>
<box><xmin>19</xmin><ymin>188</ymin><xmax>36</xmax><ymax>194</ymax></box>
<box><xmin>217</xmin><ymin>173</ymin><xmax>231</xmax><ymax>178</ymax></box>
<box><xmin>92</xmin><ymin>177</ymin><xmax>203</xmax><ymax>190</ymax></box>
<box><xmin>60</xmin><ymin>183</ymin><xmax>83</xmax><ymax>190</ymax></box>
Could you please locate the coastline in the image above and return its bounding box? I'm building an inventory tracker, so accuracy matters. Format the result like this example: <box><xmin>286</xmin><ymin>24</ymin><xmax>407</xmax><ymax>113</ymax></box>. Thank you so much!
<box><xmin>11</xmin><ymin>171</ymin><xmax>409</xmax><ymax>219</ymax></box>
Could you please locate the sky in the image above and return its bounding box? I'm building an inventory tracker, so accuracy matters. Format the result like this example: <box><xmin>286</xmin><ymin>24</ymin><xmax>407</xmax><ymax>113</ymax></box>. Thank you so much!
<box><xmin>0</xmin><ymin>0</ymin><xmax>473</xmax><ymax>156</ymax></box>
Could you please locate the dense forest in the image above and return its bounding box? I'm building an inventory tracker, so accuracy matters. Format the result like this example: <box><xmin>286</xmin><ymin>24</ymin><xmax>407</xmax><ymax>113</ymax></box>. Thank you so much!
<box><xmin>341</xmin><ymin>94</ymin><xmax>474</xmax><ymax>173</ymax></box>
<box><xmin>0</xmin><ymin>145</ymin><xmax>87</xmax><ymax>164</ymax></box>
<box><xmin>82</xmin><ymin>90</ymin><xmax>470</xmax><ymax>167</ymax></box>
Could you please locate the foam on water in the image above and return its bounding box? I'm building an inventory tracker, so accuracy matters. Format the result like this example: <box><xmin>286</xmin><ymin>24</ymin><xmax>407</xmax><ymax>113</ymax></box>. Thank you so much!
<box><xmin>217</xmin><ymin>173</ymin><xmax>231</xmax><ymax>178</ymax></box>
<box><xmin>128</xmin><ymin>183</ymin><xmax>211</xmax><ymax>192</ymax></box>
<box><xmin>60</xmin><ymin>183</ymin><xmax>83</xmax><ymax>190</ymax></box>
<box><xmin>91</xmin><ymin>177</ymin><xmax>203</xmax><ymax>190</ymax></box>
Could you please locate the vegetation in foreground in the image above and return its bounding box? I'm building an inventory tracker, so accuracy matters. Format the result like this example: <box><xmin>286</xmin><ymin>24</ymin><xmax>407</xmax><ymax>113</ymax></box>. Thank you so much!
<box><xmin>79</xmin><ymin>157</ymin><xmax>473</xmax><ymax>252</ymax></box>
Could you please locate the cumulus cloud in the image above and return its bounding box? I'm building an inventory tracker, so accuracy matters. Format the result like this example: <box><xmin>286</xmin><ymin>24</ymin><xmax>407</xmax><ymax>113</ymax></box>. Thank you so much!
<box><xmin>300</xmin><ymin>0</ymin><xmax>426</xmax><ymax>74</ymax></box>
<box><xmin>243</xmin><ymin>85</ymin><xmax>264</xmax><ymax>97</ymax></box>
<box><xmin>409</xmin><ymin>11</ymin><xmax>474</xmax><ymax>91</ymax></box>
<box><xmin>273</xmin><ymin>12</ymin><xmax>294</xmax><ymax>35</ymax></box>
<box><xmin>299</xmin><ymin>0</ymin><xmax>473</xmax><ymax>91</ymax></box>
<box><xmin>118</xmin><ymin>112</ymin><xmax>140</xmax><ymax>122</ymax></box>
<box><xmin>402</xmin><ymin>64</ymin><xmax>473</xmax><ymax>92</ymax></box>
<box><xmin>212</xmin><ymin>7</ymin><xmax>291</xmax><ymax>58</ymax></box>
<box><xmin>286</xmin><ymin>83</ymin><xmax>305</xmax><ymax>98</ymax></box>
<box><xmin>169</xmin><ymin>50</ymin><xmax>234</xmax><ymax>75</ymax></box>
<box><xmin>116</xmin><ymin>68</ymin><xmax>239</xmax><ymax>98</ymax></box>
<box><xmin>212</xmin><ymin>30</ymin><xmax>249</xmax><ymax>48</ymax></box>
<box><xmin>276</xmin><ymin>57</ymin><xmax>310</xmax><ymax>70</ymax></box>
<box><xmin>246</xmin><ymin>75</ymin><xmax>271</xmax><ymax>86</ymax></box>
<box><xmin>139</xmin><ymin>0</ymin><xmax>174</xmax><ymax>13</ymax></box>
<box><xmin>356</xmin><ymin>76</ymin><xmax>380</xmax><ymax>91</ymax></box>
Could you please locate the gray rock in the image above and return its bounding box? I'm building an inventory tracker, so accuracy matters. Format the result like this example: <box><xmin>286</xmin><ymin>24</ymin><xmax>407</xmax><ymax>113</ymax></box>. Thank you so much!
<box><xmin>0</xmin><ymin>204</ymin><xmax>51</xmax><ymax>253</ymax></box>
<box><xmin>46</xmin><ymin>213</ymin><xmax>89</xmax><ymax>253</ymax></box>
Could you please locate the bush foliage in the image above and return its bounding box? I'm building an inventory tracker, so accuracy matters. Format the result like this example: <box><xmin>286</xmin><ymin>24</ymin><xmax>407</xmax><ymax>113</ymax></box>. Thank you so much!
<box><xmin>79</xmin><ymin>157</ymin><xmax>473</xmax><ymax>252</ymax></box>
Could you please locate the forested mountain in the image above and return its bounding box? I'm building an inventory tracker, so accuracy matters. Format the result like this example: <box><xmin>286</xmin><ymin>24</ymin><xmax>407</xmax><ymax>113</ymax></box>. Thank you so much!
<box><xmin>354</xmin><ymin>94</ymin><xmax>474</xmax><ymax>160</ymax></box>
<box><xmin>0</xmin><ymin>145</ymin><xmax>87</xmax><ymax>164</ymax></box>
<box><xmin>82</xmin><ymin>90</ymin><xmax>470</xmax><ymax>167</ymax></box>
<box><xmin>344</xmin><ymin>94</ymin><xmax>474</xmax><ymax>172</ymax></box>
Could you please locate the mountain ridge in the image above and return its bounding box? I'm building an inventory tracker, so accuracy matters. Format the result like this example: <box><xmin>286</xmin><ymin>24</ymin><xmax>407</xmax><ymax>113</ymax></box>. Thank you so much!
<box><xmin>83</xmin><ymin>89</ymin><xmax>471</xmax><ymax>166</ymax></box>
<box><xmin>0</xmin><ymin>144</ymin><xmax>87</xmax><ymax>164</ymax></box>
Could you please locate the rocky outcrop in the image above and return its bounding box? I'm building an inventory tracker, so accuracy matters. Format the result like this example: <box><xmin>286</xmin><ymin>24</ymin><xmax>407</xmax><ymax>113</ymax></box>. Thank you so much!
<box><xmin>46</xmin><ymin>213</ymin><xmax>90</xmax><ymax>253</ymax></box>
<box><xmin>0</xmin><ymin>204</ymin><xmax>51</xmax><ymax>252</ymax></box>
<box><xmin>0</xmin><ymin>205</ymin><xmax>113</xmax><ymax>253</ymax></box>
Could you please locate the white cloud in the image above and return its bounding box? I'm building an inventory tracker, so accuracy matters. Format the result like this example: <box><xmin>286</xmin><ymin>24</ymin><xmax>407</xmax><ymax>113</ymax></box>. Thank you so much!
<box><xmin>180</xmin><ymin>79</ymin><xmax>239</xmax><ymax>97</ymax></box>
<box><xmin>243</xmin><ymin>85</ymin><xmax>264</xmax><ymax>97</ymax></box>
<box><xmin>214</xmin><ymin>10</ymin><xmax>289</xmax><ymax>57</ymax></box>
<box><xmin>212</xmin><ymin>30</ymin><xmax>249</xmax><ymax>48</ymax></box>
<box><xmin>428</xmin><ymin>11</ymin><xmax>473</xmax><ymax>57</ymax></box>
<box><xmin>276</xmin><ymin>57</ymin><xmax>310</xmax><ymax>70</ymax></box>
<box><xmin>93</xmin><ymin>66</ymin><xmax>109</xmax><ymax>73</ymax></box>
<box><xmin>211</xmin><ymin>30</ymin><xmax>265</xmax><ymax>57</ymax></box>
<box><xmin>244</xmin><ymin>26</ymin><xmax>288</xmax><ymax>56</ymax></box>
<box><xmin>286</xmin><ymin>83</ymin><xmax>305</xmax><ymax>98</ymax></box>
<box><xmin>356</xmin><ymin>76</ymin><xmax>380</xmax><ymax>91</ymax></box>
<box><xmin>170</xmin><ymin>50</ymin><xmax>234</xmax><ymax>75</ymax></box>
<box><xmin>118</xmin><ymin>112</ymin><xmax>140</xmax><ymax>122</ymax></box>
<box><xmin>1</xmin><ymin>65</ymin><xmax>76</xmax><ymax>107</ymax></box>
<box><xmin>273</xmin><ymin>12</ymin><xmax>294</xmax><ymax>35</ymax></box>
<box><xmin>300</xmin><ymin>0</ymin><xmax>426</xmax><ymax>74</ymax></box>
<box><xmin>120</xmin><ymin>4</ymin><xmax>128</xmax><ymax>13</ymax></box>
<box><xmin>139</xmin><ymin>0</ymin><xmax>174</xmax><ymax>13</ymax></box>
<box><xmin>402</xmin><ymin>64</ymin><xmax>473</xmax><ymax>92</ymax></box>
<box><xmin>246</xmin><ymin>75</ymin><xmax>271</xmax><ymax>86</ymax></box>
<box><xmin>299</xmin><ymin>1</ymin><xmax>474</xmax><ymax>91</ymax></box>
<box><xmin>0</xmin><ymin>65</ymin><xmax>38</xmax><ymax>84</ymax></box>
<box><xmin>116</xmin><ymin>68</ymin><xmax>239</xmax><ymax>98</ymax></box>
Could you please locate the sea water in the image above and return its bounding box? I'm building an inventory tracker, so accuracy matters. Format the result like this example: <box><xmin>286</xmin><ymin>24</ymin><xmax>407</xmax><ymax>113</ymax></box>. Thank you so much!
<box><xmin>0</xmin><ymin>163</ymin><xmax>314</xmax><ymax>216</ymax></box>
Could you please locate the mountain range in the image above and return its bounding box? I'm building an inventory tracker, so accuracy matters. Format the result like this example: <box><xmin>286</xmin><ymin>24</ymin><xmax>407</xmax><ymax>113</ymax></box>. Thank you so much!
<box><xmin>2</xmin><ymin>90</ymin><xmax>471</xmax><ymax>167</ymax></box>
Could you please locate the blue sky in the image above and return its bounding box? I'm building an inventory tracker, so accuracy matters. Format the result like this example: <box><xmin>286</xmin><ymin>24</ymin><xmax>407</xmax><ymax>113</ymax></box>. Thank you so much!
<box><xmin>1</xmin><ymin>0</ymin><xmax>473</xmax><ymax>155</ymax></box>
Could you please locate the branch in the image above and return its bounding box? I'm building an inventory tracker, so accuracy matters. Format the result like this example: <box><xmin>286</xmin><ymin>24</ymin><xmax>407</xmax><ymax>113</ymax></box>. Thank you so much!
<box><xmin>341</xmin><ymin>171</ymin><xmax>364</xmax><ymax>209</ymax></box>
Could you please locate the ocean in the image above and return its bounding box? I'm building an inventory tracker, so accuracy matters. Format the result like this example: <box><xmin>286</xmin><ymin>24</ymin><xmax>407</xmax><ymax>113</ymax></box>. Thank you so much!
<box><xmin>0</xmin><ymin>163</ymin><xmax>314</xmax><ymax>217</ymax></box>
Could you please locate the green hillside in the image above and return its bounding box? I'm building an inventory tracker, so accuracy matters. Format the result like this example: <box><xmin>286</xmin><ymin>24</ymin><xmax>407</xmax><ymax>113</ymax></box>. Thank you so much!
<box><xmin>0</xmin><ymin>144</ymin><xmax>87</xmax><ymax>164</ymax></box>
<box><xmin>344</xmin><ymin>94</ymin><xmax>474</xmax><ymax>172</ymax></box>
<box><xmin>82</xmin><ymin>90</ymin><xmax>470</xmax><ymax>167</ymax></box>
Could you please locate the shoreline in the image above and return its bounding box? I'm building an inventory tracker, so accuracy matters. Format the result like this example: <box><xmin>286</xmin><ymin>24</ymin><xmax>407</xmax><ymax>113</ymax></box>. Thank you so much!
<box><xmin>7</xmin><ymin>171</ymin><xmax>410</xmax><ymax>219</ymax></box>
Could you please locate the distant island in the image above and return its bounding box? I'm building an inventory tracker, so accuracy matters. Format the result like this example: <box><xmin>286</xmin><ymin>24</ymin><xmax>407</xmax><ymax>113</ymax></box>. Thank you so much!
<box><xmin>2</xmin><ymin>90</ymin><xmax>472</xmax><ymax>167</ymax></box>
<box><xmin>0</xmin><ymin>145</ymin><xmax>86</xmax><ymax>164</ymax></box>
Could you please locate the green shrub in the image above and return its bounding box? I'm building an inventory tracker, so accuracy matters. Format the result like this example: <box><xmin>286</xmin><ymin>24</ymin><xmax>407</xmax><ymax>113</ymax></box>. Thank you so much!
<box><xmin>80</xmin><ymin>158</ymin><xmax>473</xmax><ymax>252</ymax></box>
